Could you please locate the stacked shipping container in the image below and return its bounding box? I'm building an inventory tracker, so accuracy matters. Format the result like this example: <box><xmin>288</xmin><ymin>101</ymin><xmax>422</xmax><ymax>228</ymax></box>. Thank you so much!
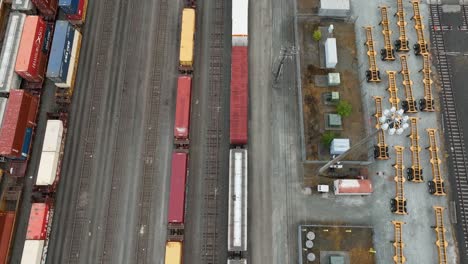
<box><xmin>46</xmin><ymin>20</ymin><xmax>74</xmax><ymax>85</ymax></box>
<box><xmin>66</xmin><ymin>0</ymin><xmax>88</xmax><ymax>25</ymax></box>
<box><xmin>0</xmin><ymin>212</ymin><xmax>16</xmax><ymax>263</ymax></box>
<box><xmin>12</xmin><ymin>0</ymin><xmax>36</xmax><ymax>13</ymax></box>
<box><xmin>58</xmin><ymin>0</ymin><xmax>79</xmax><ymax>15</ymax></box>
<box><xmin>32</xmin><ymin>0</ymin><xmax>58</xmax><ymax>18</ymax></box>
<box><xmin>20</xmin><ymin>203</ymin><xmax>50</xmax><ymax>263</ymax></box>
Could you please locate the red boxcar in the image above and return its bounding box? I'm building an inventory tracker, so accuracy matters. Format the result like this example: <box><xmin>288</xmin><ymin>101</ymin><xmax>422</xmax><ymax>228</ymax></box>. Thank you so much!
<box><xmin>168</xmin><ymin>152</ymin><xmax>188</xmax><ymax>224</ymax></box>
<box><xmin>26</xmin><ymin>203</ymin><xmax>50</xmax><ymax>240</ymax></box>
<box><xmin>174</xmin><ymin>76</ymin><xmax>192</xmax><ymax>142</ymax></box>
<box><xmin>230</xmin><ymin>47</ymin><xmax>248</xmax><ymax>145</ymax></box>
<box><xmin>32</xmin><ymin>0</ymin><xmax>58</xmax><ymax>18</ymax></box>
<box><xmin>15</xmin><ymin>16</ymin><xmax>47</xmax><ymax>82</ymax></box>
<box><xmin>0</xmin><ymin>90</ymin><xmax>38</xmax><ymax>158</ymax></box>
<box><xmin>0</xmin><ymin>212</ymin><xmax>15</xmax><ymax>263</ymax></box>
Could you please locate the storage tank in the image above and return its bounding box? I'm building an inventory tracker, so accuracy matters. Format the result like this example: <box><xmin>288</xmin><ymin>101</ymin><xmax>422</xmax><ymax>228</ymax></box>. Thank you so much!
<box><xmin>325</xmin><ymin>38</ymin><xmax>338</xmax><ymax>69</ymax></box>
<box><xmin>16</xmin><ymin>16</ymin><xmax>47</xmax><ymax>82</ymax></box>
<box><xmin>0</xmin><ymin>12</ymin><xmax>26</xmax><ymax>92</ymax></box>
<box><xmin>46</xmin><ymin>20</ymin><xmax>75</xmax><ymax>84</ymax></box>
<box><xmin>334</xmin><ymin>179</ymin><xmax>373</xmax><ymax>195</ymax></box>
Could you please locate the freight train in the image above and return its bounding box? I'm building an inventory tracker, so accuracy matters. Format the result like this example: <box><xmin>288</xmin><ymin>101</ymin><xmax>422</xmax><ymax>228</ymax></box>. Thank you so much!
<box><xmin>0</xmin><ymin>2</ymin><xmax>86</xmax><ymax>263</ymax></box>
<box><xmin>165</xmin><ymin>5</ymin><xmax>196</xmax><ymax>264</ymax></box>
<box><xmin>228</xmin><ymin>0</ymin><xmax>248</xmax><ymax>263</ymax></box>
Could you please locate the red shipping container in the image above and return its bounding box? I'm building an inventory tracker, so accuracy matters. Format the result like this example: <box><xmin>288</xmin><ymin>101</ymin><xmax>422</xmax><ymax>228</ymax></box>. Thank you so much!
<box><xmin>0</xmin><ymin>90</ymin><xmax>34</xmax><ymax>158</ymax></box>
<box><xmin>32</xmin><ymin>0</ymin><xmax>58</xmax><ymax>18</ymax></box>
<box><xmin>66</xmin><ymin>0</ymin><xmax>88</xmax><ymax>24</ymax></box>
<box><xmin>27</xmin><ymin>94</ymin><xmax>39</xmax><ymax>126</ymax></box>
<box><xmin>168</xmin><ymin>152</ymin><xmax>188</xmax><ymax>224</ymax></box>
<box><xmin>174</xmin><ymin>76</ymin><xmax>192</xmax><ymax>140</ymax></box>
<box><xmin>230</xmin><ymin>47</ymin><xmax>248</xmax><ymax>145</ymax></box>
<box><xmin>26</xmin><ymin>203</ymin><xmax>50</xmax><ymax>240</ymax></box>
<box><xmin>0</xmin><ymin>212</ymin><xmax>15</xmax><ymax>264</ymax></box>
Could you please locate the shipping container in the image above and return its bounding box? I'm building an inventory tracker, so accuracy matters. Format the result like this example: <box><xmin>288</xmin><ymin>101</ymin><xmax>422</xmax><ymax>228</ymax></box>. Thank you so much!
<box><xmin>32</xmin><ymin>0</ymin><xmax>58</xmax><ymax>18</ymax></box>
<box><xmin>0</xmin><ymin>97</ymin><xmax>7</xmax><ymax>127</ymax></box>
<box><xmin>179</xmin><ymin>8</ymin><xmax>195</xmax><ymax>70</ymax></box>
<box><xmin>0</xmin><ymin>90</ymin><xmax>35</xmax><ymax>158</ymax></box>
<box><xmin>12</xmin><ymin>0</ymin><xmax>35</xmax><ymax>13</ymax></box>
<box><xmin>56</xmin><ymin>29</ymin><xmax>81</xmax><ymax>88</ymax></box>
<box><xmin>16</xmin><ymin>16</ymin><xmax>47</xmax><ymax>82</ymax></box>
<box><xmin>174</xmin><ymin>76</ymin><xmax>191</xmax><ymax>142</ymax></box>
<box><xmin>230</xmin><ymin>47</ymin><xmax>248</xmax><ymax>145</ymax></box>
<box><xmin>21</xmin><ymin>127</ymin><xmax>33</xmax><ymax>158</ymax></box>
<box><xmin>41</xmin><ymin>120</ymin><xmax>63</xmax><ymax>152</ymax></box>
<box><xmin>168</xmin><ymin>152</ymin><xmax>188</xmax><ymax>224</ymax></box>
<box><xmin>165</xmin><ymin>241</ymin><xmax>182</xmax><ymax>264</ymax></box>
<box><xmin>59</xmin><ymin>0</ymin><xmax>79</xmax><ymax>14</ymax></box>
<box><xmin>66</xmin><ymin>0</ymin><xmax>88</xmax><ymax>25</ymax></box>
<box><xmin>20</xmin><ymin>240</ymin><xmax>44</xmax><ymax>264</ymax></box>
<box><xmin>0</xmin><ymin>212</ymin><xmax>15</xmax><ymax>264</ymax></box>
<box><xmin>325</xmin><ymin>38</ymin><xmax>337</xmax><ymax>68</ymax></box>
<box><xmin>0</xmin><ymin>12</ymin><xmax>26</xmax><ymax>93</ymax></box>
<box><xmin>232</xmin><ymin>0</ymin><xmax>248</xmax><ymax>46</ymax></box>
<box><xmin>46</xmin><ymin>20</ymin><xmax>75</xmax><ymax>83</ymax></box>
<box><xmin>26</xmin><ymin>203</ymin><xmax>49</xmax><ymax>240</ymax></box>
<box><xmin>333</xmin><ymin>179</ymin><xmax>373</xmax><ymax>195</ymax></box>
<box><xmin>27</xmin><ymin>92</ymin><xmax>39</xmax><ymax>126</ymax></box>
<box><xmin>36</xmin><ymin>151</ymin><xmax>59</xmax><ymax>186</ymax></box>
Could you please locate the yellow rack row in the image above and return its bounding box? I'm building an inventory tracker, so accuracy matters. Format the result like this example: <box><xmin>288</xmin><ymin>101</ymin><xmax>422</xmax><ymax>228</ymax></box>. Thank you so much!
<box><xmin>400</xmin><ymin>55</ymin><xmax>417</xmax><ymax>113</ymax></box>
<box><xmin>408</xmin><ymin>117</ymin><xmax>423</xmax><ymax>182</ymax></box>
<box><xmin>373</xmin><ymin>96</ymin><xmax>389</xmax><ymax>160</ymax></box>
<box><xmin>380</xmin><ymin>6</ymin><xmax>395</xmax><ymax>60</ymax></box>
<box><xmin>426</xmin><ymin>129</ymin><xmax>446</xmax><ymax>196</ymax></box>
<box><xmin>364</xmin><ymin>27</ymin><xmax>381</xmax><ymax>82</ymax></box>
<box><xmin>392</xmin><ymin>146</ymin><xmax>407</xmax><ymax>215</ymax></box>
<box><xmin>395</xmin><ymin>0</ymin><xmax>409</xmax><ymax>51</ymax></box>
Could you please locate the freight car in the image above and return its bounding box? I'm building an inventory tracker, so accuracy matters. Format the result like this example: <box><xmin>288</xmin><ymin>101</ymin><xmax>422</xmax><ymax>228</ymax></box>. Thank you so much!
<box><xmin>0</xmin><ymin>184</ymin><xmax>22</xmax><ymax>264</ymax></box>
<box><xmin>46</xmin><ymin>20</ymin><xmax>76</xmax><ymax>87</ymax></box>
<box><xmin>165</xmin><ymin>241</ymin><xmax>183</xmax><ymax>264</ymax></box>
<box><xmin>174</xmin><ymin>76</ymin><xmax>192</xmax><ymax>146</ymax></box>
<box><xmin>227</xmin><ymin>149</ymin><xmax>248</xmax><ymax>260</ymax></box>
<box><xmin>179</xmin><ymin>8</ymin><xmax>195</xmax><ymax>73</ymax></box>
<box><xmin>167</xmin><ymin>152</ymin><xmax>188</xmax><ymax>241</ymax></box>
<box><xmin>66</xmin><ymin>0</ymin><xmax>88</xmax><ymax>25</ymax></box>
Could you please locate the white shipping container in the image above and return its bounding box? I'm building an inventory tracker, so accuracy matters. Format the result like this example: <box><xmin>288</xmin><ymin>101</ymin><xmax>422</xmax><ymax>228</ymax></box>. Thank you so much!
<box><xmin>0</xmin><ymin>12</ymin><xmax>25</xmax><ymax>92</ymax></box>
<box><xmin>12</xmin><ymin>0</ymin><xmax>35</xmax><ymax>12</ymax></box>
<box><xmin>55</xmin><ymin>30</ymin><xmax>81</xmax><ymax>88</ymax></box>
<box><xmin>21</xmin><ymin>240</ymin><xmax>44</xmax><ymax>264</ymax></box>
<box><xmin>325</xmin><ymin>38</ymin><xmax>338</xmax><ymax>68</ymax></box>
<box><xmin>232</xmin><ymin>0</ymin><xmax>248</xmax><ymax>46</ymax></box>
<box><xmin>42</xmin><ymin>120</ymin><xmax>64</xmax><ymax>153</ymax></box>
<box><xmin>0</xmin><ymin>97</ymin><xmax>8</xmax><ymax>128</ymax></box>
<box><xmin>36</xmin><ymin>151</ymin><xmax>60</xmax><ymax>186</ymax></box>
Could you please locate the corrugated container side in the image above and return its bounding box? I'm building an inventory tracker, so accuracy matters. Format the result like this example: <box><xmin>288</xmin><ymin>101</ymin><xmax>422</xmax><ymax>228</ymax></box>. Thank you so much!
<box><xmin>179</xmin><ymin>8</ymin><xmax>195</xmax><ymax>67</ymax></box>
<box><xmin>165</xmin><ymin>242</ymin><xmax>182</xmax><ymax>264</ymax></box>
<box><xmin>26</xmin><ymin>203</ymin><xmax>49</xmax><ymax>240</ymax></box>
<box><xmin>46</xmin><ymin>21</ymin><xmax>75</xmax><ymax>83</ymax></box>
<box><xmin>42</xmin><ymin>120</ymin><xmax>63</xmax><ymax>152</ymax></box>
<box><xmin>59</xmin><ymin>0</ymin><xmax>79</xmax><ymax>14</ymax></box>
<box><xmin>15</xmin><ymin>16</ymin><xmax>47</xmax><ymax>82</ymax></box>
<box><xmin>66</xmin><ymin>0</ymin><xmax>88</xmax><ymax>24</ymax></box>
<box><xmin>230</xmin><ymin>47</ymin><xmax>248</xmax><ymax>145</ymax></box>
<box><xmin>0</xmin><ymin>12</ymin><xmax>26</xmax><ymax>92</ymax></box>
<box><xmin>36</xmin><ymin>151</ymin><xmax>59</xmax><ymax>186</ymax></box>
<box><xmin>0</xmin><ymin>90</ymin><xmax>32</xmax><ymax>158</ymax></box>
<box><xmin>174</xmin><ymin>76</ymin><xmax>192</xmax><ymax>140</ymax></box>
<box><xmin>0</xmin><ymin>212</ymin><xmax>15</xmax><ymax>264</ymax></box>
<box><xmin>32</xmin><ymin>0</ymin><xmax>58</xmax><ymax>17</ymax></box>
<box><xmin>20</xmin><ymin>240</ymin><xmax>44</xmax><ymax>264</ymax></box>
<box><xmin>56</xmin><ymin>30</ymin><xmax>81</xmax><ymax>88</ymax></box>
<box><xmin>168</xmin><ymin>152</ymin><xmax>188</xmax><ymax>224</ymax></box>
<box><xmin>12</xmin><ymin>0</ymin><xmax>35</xmax><ymax>12</ymax></box>
<box><xmin>26</xmin><ymin>94</ymin><xmax>38</xmax><ymax>126</ymax></box>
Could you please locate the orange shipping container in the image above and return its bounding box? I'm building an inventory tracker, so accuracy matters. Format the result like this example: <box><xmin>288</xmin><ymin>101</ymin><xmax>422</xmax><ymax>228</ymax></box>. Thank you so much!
<box><xmin>15</xmin><ymin>16</ymin><xmax>47</xmax><ymax>83</ymax></box>
<box><xmin>165</xmin><ymin>242</ymin><xmax>182</xmax><ymax>264</ymax></box>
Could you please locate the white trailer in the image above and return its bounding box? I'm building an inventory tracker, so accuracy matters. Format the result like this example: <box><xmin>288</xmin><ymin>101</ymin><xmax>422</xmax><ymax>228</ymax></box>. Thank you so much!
<box><xmin>21</xmin><ymin>240</ymin><xmax>44</xmax><ymax>264</ymax></box>
<box><xmin>325</xmin><ymin>38</ymin><xmax>338</xmax><ymax>69</ymax></box>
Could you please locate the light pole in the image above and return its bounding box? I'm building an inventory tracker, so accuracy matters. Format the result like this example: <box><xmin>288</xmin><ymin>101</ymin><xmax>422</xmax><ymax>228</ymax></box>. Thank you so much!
<box><xmin>318</xmin><ymin>107</ymin><xmax>409</xmax><ymax>175</ymax></box>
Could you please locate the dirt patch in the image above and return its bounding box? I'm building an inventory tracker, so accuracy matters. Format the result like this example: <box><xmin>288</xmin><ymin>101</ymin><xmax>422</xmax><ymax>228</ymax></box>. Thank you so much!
<box><xmin>297</xmin><ymin>0</ymin><xmax>320</xmax><ymax>14</ymax></box>
<box><xmin>299</xmin><ymin>20</ymin><xmax>367</xmax><ymax>161</ymax></box>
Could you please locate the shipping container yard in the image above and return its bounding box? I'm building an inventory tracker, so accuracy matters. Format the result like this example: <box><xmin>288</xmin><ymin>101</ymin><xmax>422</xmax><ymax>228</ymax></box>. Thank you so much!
<box><xmin>0</xmin><ymin>0</ymin><xmax>465</xmax><ymax>263</ymax></box>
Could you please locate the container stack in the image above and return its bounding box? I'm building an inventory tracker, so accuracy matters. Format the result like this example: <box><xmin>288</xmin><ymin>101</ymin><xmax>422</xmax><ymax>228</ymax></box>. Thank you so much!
<box><xmin>32</xmin><ymin>0</ymin><xmax>58</xmax><ymax>18</ymax></box>
<box><xmin>36</xmin><ymin>120</ymin><xmax>64</xmax><ymax>191</ymax></box>
<box><xmin>59</xmin><ymin>0</ymin><xmax>87</xmax><ymax>25</ymax></box>
<box><xmin>12</xmin><ymin>0</ymin><xmax>36</xmax><ymax>14</ymax></box>
<box><xmin>20</xmin><ymin>203</ymin><xmax>51</xmax><ymax>264</ymax></box>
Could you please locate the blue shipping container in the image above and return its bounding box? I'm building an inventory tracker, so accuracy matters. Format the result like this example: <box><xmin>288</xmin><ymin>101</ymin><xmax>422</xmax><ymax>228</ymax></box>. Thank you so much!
<box><xmin>59</xmin><ymin>0</ymin><xmax>80</xmax><ymax>15</ymax></box>
<box><xmin>47</xmin><ymin>21</ymin><xmax>75</xmax><ymax>83</ymax></box>
<box><xmin>21</xmin><ymin>127</ymin><xmax>33</xmax><ymax>158</ymax></box>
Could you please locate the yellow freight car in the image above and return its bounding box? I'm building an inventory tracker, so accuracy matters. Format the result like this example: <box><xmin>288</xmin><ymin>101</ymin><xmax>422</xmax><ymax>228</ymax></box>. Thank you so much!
<box><xmin>165</xmin><ymin>241</ymin><xmax>182</xmax><ymax>264</ymax></box>
<box><xmin>179</xmin><ymin>8</ymin><xmax>195</xmax><ymax>73</ymax></box>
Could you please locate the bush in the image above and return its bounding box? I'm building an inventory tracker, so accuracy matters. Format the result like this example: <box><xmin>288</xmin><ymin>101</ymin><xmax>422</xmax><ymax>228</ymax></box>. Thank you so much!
<box><xmin>337</xmin><ymin>100</ymin><xmax>352</xmax><ymax>118</ymax></box>
<box><xmin>312</xmin><ymin>29</ymin><xmax>322</xmax><ymax>42</ymax></box>
<box><xmin>321</xmin><ymin>131</ymin><xmax>337</xmax><ymax>147</ymax></box>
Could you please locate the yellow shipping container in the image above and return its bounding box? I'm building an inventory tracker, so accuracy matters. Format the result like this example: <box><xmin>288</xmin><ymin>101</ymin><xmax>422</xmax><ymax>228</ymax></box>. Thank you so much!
<box><xmin>165</xmin><ymin>242</ymin><xmax>182</xmax><ymax>264</ymax></box>
<box><xmin>179</xmin><ymin>8</ymin><xmax>196</xmax><ymax>68</ymax></box>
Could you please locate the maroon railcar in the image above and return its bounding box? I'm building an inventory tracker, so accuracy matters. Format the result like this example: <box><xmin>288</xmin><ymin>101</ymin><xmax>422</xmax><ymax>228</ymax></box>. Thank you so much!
<box><xmin>174</xmin><ymin>76</ymin><xmax>192</xmax><ymax>145</ymax></box>
<box><xmin>0</xmin><ymin>90</ymin><xmax>38</xmax><ymax>158</ymax></box>
<box><xmin>168</xmin><ymin>152</ymin><xmax>188</xmax><ymax>225</ymax></box>
<box><xmin>230</xmin><ymin>46</ymin><xmax>248</xmax><ymax>145</ymax></box>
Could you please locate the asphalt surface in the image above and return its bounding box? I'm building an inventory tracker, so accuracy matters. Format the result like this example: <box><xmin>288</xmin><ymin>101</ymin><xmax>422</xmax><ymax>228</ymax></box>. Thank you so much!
<box><xmin>10</xmin><ymin>0</ymin><xmax>182</xmax><ymax>263</ymax></box>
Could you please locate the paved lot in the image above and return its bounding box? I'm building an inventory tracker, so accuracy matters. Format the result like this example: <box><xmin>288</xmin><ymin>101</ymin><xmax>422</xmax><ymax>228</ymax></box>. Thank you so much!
<box><xmin>10</xmin><ymin>0</ymin><xmax>182</xmax><ymax>263</ymax></box>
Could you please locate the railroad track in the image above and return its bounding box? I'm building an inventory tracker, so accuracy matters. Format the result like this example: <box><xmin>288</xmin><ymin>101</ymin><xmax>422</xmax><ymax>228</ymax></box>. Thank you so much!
<box><xmin>100</xmin><ymin>0</ymin><xmax>141</xmax><ymax>262</ymax></box>
<box><xmin>201</xmin><ymin>0</ymin><xmax>225</xmax><ymax>262</ymax></box>
<box><xmin>68</xmin><ymin>1</ymin><xmax>116</xmax><ymax>262</ymax></box>
<box><xmin>430</xmin><ymin>4</ymin><xmax>468</xmax><ymax>260</ymax></box>
<box><xmin>134</xmin><ymin>0</ymin><xmax>167</xmax><ymax>262</ymax></box>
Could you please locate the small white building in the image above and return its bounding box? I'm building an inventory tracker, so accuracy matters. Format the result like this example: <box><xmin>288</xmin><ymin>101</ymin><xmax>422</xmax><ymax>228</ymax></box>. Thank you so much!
<box><xmin>325</xmin><ymin>38</ymin><xmax>337</xmax><ymax>69</ymax></box>
<box><xmin>330</xmin><ymin>138</ymin><xmax>350</xmax><ymax>155</ymax></box>
<box><xmin>319</xmin><ymin>0</ymin><xmax>351</xmax><ymax>18</ymax></box>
